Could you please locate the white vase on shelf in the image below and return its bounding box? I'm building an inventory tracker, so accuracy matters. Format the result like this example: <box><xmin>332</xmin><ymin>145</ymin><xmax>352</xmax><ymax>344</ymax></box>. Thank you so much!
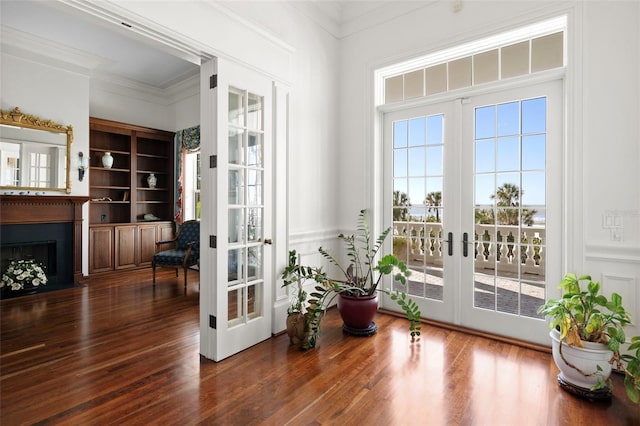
<box><xmin>147</xmin><ymin>173</ymin><xmax>157</xmax><ymax>188</ymax></box>
<box><xmin>102</xmin><ymin>152</ymin><xmax>113</xmax><ymax>169</ymax></box>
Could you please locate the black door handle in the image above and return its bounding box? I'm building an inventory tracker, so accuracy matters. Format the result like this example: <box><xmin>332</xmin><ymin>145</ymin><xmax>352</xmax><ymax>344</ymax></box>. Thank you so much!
<box><xmin>463</xmin><ymin>232</ymin><xmax>469</xmax><ymax>257</ymax></box>
<box><xmin>446</xmin><ymin>232</ymin><xmax>453</xmax><ymax>256</ymax></box>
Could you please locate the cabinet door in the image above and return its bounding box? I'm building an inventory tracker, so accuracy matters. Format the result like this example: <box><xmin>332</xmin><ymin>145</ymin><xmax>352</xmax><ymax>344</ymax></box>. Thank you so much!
<box><xmin>157</xmin><ymin>222</ymin><xmax>176</xmax><ymax>252</ymax></box>
<box><xmin>115</xmin><ymin>225</ymin><xmax>137</xmax><ymax>269</ymax></box>
<box><xmin>138</xmin><ymin>224</ymin><xmax>158</xmax><ymax>266</ymax></box>
<box><xmin>90</xmin><ymin>227</ymin><xmax>114</xmax><ymax>273</ymax></box>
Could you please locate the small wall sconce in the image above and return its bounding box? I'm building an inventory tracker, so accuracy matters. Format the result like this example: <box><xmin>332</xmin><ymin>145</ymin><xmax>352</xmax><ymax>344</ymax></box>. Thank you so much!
<box><xmin>78</xmin><ymin>151</ymin><xmax>89</xmax><ymax>181</ymax></box>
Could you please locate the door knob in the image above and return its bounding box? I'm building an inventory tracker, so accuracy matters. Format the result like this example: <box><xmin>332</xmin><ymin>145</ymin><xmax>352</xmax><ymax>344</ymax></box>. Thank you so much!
<box><xmin>264</xmin><ymin>238</ymin><xmax>273</xmax><ymax>245</ymax></box>
<box><xmin>445</xmin><ymin>232</ymin><xmax>453</xmax><ymax>256</ymax></box>
<box><xmin>462</xmin><ymin>232</ymin><xmax>469</xmax><ymax>257</ymax></box>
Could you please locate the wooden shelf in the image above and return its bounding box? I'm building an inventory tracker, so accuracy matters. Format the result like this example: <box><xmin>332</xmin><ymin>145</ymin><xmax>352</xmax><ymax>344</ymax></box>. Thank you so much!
<box><xmin>90</xmin><ymin>167</ymin><xmax>130</xmax><ymax>172</ymax></box>
<box><xmin>92</xmin><ymin>185</ymin><xmax>129</xmax><ymax>190</ymax></box>
<box><xmin>91</xmin><ymin>147</ymin><xmax>130</xmax><ymax>155</ymax></box>
<box><xmin>137</xmin><ymin>153</ymin><xmax>169</xmax><ymax>159</ymax></box>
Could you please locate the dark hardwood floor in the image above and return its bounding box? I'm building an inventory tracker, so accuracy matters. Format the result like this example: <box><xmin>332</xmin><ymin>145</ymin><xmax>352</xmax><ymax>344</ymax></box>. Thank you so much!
<box><xmin>1</xmin><ymin>268</ymin><xmax>638</xmax><ymax>425</ymax></box>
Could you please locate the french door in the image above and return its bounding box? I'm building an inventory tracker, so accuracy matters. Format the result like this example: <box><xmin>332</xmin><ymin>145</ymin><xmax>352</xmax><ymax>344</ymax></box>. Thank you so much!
<box><xmin>383</xmin><ymin>80</ymin><xmax>562</xmax><ymax>345</ymax></box>
<box><xmin>200</xmin><ymin>57</ymin><xmax>273</xmax><ymax>361</ymax></box>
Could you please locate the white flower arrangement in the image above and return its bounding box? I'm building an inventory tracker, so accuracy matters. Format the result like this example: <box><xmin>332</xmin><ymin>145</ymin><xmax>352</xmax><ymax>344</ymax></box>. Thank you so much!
<box><xmin>1</xmin><ymin>259</ymin><xmax>48</xmax><ymax>291</ymax></box>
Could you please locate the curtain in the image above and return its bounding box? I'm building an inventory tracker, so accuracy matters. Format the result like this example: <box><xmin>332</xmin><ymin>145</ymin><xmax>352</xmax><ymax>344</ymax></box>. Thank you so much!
<box><xmin>174</xmin><ymin>125</ymin><xmax>200</xmax><ymax>224</ymax></box>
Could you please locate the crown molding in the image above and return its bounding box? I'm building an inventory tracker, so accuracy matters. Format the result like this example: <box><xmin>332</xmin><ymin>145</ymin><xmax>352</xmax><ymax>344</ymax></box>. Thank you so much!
<box><xmin>1</xmin><ymin>26</ymin><xmax>103</xmax><ymax>76</ymax></box>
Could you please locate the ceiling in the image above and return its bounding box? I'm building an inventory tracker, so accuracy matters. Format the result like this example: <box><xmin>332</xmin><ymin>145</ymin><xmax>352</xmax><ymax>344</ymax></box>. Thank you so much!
<box><xmin>1</xmin><ymin>1</ymin><xmax>423</xmax><ymax>91</ymax></box>
<box><xmin>0</xmin><ymin>0</ymin><xmax>200</xmax><ymax>91</ymax></box>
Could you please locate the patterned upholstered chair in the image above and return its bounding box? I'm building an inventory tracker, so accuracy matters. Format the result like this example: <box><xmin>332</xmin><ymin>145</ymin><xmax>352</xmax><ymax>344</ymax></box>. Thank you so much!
<box><xmin>152</xmin><ymin>220</ymin><xmax>200</xmax><ymax>289</ymax></box>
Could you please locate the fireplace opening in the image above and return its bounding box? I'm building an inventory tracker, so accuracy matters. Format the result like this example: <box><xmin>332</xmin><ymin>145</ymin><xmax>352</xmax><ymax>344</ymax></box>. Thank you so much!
<box><xmin>1</xmin><ymin>222</ymin><xmax>74</xmax><ymax>298</ymax></box>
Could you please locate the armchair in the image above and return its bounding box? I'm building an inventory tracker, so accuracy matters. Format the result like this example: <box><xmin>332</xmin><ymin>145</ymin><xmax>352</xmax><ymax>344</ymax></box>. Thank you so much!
<box><xmin>152</xmin><ymin>220</ymin><xmax>200</xmax><ymax>289</ymax></box>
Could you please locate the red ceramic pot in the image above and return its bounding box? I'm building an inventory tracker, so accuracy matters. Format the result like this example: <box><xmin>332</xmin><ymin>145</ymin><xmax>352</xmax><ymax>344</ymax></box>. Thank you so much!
<box><xmin>337</xmin><ymin>293</ymin><xmax>378</xmax><ymax>332</ymax></box>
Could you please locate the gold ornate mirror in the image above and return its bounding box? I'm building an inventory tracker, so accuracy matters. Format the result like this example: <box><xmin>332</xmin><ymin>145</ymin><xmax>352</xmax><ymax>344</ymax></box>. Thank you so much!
<box><xmin>0</xmin><ymin>107</ymin><xmax>73</xmax><ymax>194</ymax></box>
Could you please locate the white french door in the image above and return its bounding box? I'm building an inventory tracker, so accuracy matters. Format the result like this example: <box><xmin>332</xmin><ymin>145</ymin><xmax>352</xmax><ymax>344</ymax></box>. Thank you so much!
<box><xmin>200</xmin><ymin>57</ymin><xmax>273</xmax><ymax>361</ymax></box>
<box><xmin>383</xmin><ymin>79</ymin><xmax>562</xmax><ymax>345</ymax></box>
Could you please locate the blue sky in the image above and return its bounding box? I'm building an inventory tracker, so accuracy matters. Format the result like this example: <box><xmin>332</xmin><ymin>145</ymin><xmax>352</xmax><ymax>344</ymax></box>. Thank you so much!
<box><xmin>394</xmin><ymin>96</ymin><xmax>547</xmax><ymax>218</ymax></box>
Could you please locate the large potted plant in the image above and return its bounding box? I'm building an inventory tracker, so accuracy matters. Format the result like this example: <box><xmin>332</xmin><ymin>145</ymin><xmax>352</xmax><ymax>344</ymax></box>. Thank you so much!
<box><xmin>537</xmin><ymin>273</ymin><xmax>640</xmax><ymax>402</ymax></box>
<box><xmin>281</xmin><ymin>209</ymin><xmax>421</xmax><ymax>349</ymax></box>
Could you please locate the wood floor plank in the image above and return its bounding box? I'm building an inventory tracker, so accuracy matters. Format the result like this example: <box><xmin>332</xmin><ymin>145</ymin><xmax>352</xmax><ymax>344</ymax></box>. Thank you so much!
<box><xmin>1</xmin><ymin>268</ymin><xmax>639</xmax><ymax>425</ymax></box>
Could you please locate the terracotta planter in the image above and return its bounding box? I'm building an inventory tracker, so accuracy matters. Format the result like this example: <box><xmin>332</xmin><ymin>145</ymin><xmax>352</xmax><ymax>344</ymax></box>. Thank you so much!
<box><xmin>549</xmin><ymin>328</ymin><xmax>613</xmax><ymax>391</ymax></box>
<box><xmin>337</xmin><ymin>293</ymin><xmax>378</xmax><ymax>336</ymax></box>
<box><xmin>286</xmin><ymin>312</ymin><xmax>315</xmax><ymax>349</ymax></box>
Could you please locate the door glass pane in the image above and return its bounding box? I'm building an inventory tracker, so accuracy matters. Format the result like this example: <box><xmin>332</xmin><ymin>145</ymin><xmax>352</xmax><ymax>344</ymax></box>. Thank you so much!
<box><xmin>247</xmin><ymin>208</ymin><xmax>262</xmax><ymax>242</ymax></box>
<box><xmin>247</xmin><ymin>283</ymin><xmax>262</xmax><ymax>318</ymax></box>
<box><xmin>228</xmin><ymin>248</ymin><xmax>244</xmax><ymax>283</ymax></box>
<box><xmin>229</xmin><ymin>128</ymin><xmax>244</xmax><ymax>165</ymax></box>
<box><xmin>473</xmin><ymin>97</ymin><xmax>547</xmax><ymax>319</ymax></box>
<box><xmin>392</xmin><ymin>114</ymin><xmax>445</xmax><ymax>302</ymax></box>
<box><xmin>248</xmin><ymin>246</ymin><xmax>262</xmax><ymax>281</ymax></box>
<box><xmin>228</xmin><ymin>208</ymin><xmax>244</xmax><ymax>244</ymax></box>
<box><xmin>247</xmin><ymin>133</ymin><xmax>262</xmax><ymax>167</ymax></box>
<box><xmin>228</xmin><ymin>169</ymin><xmax>244</xmax><ymax>205</ymax></box>
<box><xmin>247</xmin><ymin>94</ymin><xmax>263</xmax><ymax>130</ymax></box>
<box><xmin>247</xmin><ymin>170</ymin><xmax>262</xmax><ymax>205</ymax></box>
<box><xmin>229</xmin><ymin>90</ymin><xmax>245</xmax><ymax>127</ymax></box>
<box><xmin>228</xmin><ymin>287</ymin><xmax>243</xmax><ymax>322</ymax></box>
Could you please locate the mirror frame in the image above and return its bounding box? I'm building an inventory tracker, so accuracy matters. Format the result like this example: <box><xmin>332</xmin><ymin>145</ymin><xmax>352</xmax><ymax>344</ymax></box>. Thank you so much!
<box><xmin>0</xmin><ymin>107</ymin><xmax>73</xmax><ymax>194</ymax></box>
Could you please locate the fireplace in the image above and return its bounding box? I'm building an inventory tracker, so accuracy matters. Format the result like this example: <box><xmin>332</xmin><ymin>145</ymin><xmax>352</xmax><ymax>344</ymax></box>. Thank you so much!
<box><xmin>0</xmin><ymin>195</ymin><xmax>88</xmax><ymax>297</ymax></box>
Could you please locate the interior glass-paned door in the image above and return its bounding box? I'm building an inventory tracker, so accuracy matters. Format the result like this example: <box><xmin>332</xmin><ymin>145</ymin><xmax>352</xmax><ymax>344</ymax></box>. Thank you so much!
<box><xmin>199</xmin><ymin>57</ymin><xmax>272</xmax><ymax>362</ymax></box>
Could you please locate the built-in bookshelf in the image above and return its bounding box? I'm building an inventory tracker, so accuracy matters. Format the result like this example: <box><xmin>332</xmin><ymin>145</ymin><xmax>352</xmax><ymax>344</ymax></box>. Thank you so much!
<box><xmin>89</xmin><ymin>118</ymin><xmax>174</xmax><ymax>224</ymax></box>
<box><xmin>88</xmin><ymin>118</ymin><xmax>175</xmax><ymax>274</ymax></box>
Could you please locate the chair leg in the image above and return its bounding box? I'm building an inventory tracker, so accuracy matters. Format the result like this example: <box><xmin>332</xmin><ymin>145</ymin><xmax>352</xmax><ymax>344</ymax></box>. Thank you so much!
<box><xmin>152</xmin><ymin>263</ymin><xmax>156</xmax><ymax>286</ymax></box>
<box><xmin>183</xmin><ymin>267</ymin><xmax>188</xmax><ymax>290</ymax></box>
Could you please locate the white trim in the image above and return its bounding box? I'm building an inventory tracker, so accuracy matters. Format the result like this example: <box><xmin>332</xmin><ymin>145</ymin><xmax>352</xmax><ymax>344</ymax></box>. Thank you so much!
<box><xmin>59</xmin><ymin>0</ymin><xmax>211</xmax><ymax>64</ymax></box>
<box><xmin>585</xmin><ymin>244</ymin><xmax>640</xmax><ymax>264</ymax></box>
<box><xmin>378</xmin><ymin>68</ymin><xmax>566</xmax><ymax>114</ymax></box>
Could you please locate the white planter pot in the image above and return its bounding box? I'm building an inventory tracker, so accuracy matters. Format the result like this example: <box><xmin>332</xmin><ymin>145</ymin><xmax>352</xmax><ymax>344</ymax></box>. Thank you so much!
<box><xmin>549</xmin><ymin>328</ymin><xmax>612</xmax><ymax>389</ymax></box>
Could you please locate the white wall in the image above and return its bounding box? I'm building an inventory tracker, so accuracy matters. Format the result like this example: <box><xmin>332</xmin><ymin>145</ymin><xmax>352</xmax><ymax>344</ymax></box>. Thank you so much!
<box><xmin>338</xmin><ymin>0</ymin><xmax>640</xmax><ymax>333</ymax></box>
<box><xmin>114</xmin><ymin>1</ymin><xmax>341</xmax><ymax>243</ymax></box>
<box><xmin>89</xmin><ymin>79</ymin><xmax>175</xmax><ymax>131</ymax></box>
<box><xmin>1</xmin><ymin>53</ymin><xmax>90</xmax><ymax>197</ymax></box>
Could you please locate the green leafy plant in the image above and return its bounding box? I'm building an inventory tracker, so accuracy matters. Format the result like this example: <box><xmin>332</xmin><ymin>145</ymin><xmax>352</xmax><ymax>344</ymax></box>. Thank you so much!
<box><xmin>537</xmin><ymin>273</ymin><xmax>640</xmax><ymax>403</ymax></box>
<box><xmin>1</xmin><ymin>258</ymin><xmax>47</xmax><ymax>292</ymax></box>
<box><xmin>281</xmin><ymin>209</ymin><xmax>421</xmax><ymax>349</ymax></box>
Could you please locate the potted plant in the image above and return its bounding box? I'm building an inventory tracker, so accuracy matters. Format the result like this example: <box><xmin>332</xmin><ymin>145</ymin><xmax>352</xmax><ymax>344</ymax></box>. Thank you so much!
<box><xmin>281</xmin><ymin>209</ymin><xmax>421</xmax><ymax>349</ymax></box>
<box><xmin>537</xmin><ymin>273</ymin><xmax>640</xmax><ymax>402</ymax></box>
<box><xmin>1</xmin><ymin>258</ymin><xmax>48</xmax><ymax>297</ymax></box>
<box><xmin>281</xmin><ymin>250</ymin><xmax>330</xmax><ymax>349</ymax></box>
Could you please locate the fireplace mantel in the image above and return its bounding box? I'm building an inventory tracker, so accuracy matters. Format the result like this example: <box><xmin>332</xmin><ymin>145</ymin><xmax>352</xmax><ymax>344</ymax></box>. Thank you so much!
<box><xmin>1</xmin><ymin>195</ymin><xmax>89</xmax><ymax>282</ymax></box>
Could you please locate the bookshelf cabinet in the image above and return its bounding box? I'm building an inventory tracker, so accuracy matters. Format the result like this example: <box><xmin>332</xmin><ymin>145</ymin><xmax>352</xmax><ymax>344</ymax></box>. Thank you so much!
<box><xmin>88</xmin><ymin>118</ymin><xmax>175</xmax><ymax>274</ymax></box>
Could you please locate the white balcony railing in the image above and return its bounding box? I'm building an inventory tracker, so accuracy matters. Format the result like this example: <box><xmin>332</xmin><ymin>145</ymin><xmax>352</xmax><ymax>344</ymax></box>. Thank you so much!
<box><xmin>393</xmin><ymin>221</ymin><xmax>545</xmax><ymax>277</ymax></box>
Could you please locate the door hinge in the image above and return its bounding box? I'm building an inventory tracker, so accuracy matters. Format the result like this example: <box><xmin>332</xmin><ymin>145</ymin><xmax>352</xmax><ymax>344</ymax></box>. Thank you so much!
<box><xmin>209</xmin><ymin>315</ymin><xmax>217</xmax><ymax>329</ymax></box>
<box><xmin>210</xmin><ymin>74</ymin><xmax>217</xmax><ymax>89</ymax></box>
<box><xmin>210</xmin><ymin>155</ymin><xmax>217</xmax><ymax>169</ymax></box>
<box><xmin>209</xmin><ymin>235</ymin><xmax>217</xmax><ymax>248</ymax></box>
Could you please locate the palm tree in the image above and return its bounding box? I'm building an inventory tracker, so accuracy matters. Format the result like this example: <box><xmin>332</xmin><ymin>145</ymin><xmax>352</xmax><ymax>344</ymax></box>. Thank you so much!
<box><xmin>393</xmin><ymin>191</ymin><xmax>410</xmax><ymax>221</ymax></box>
<box><xmin>424</xmin><ymin>191</ymin><xmax>442</xmax><ymax>222</ymax></box>
<box><xmin>488</xmin><ymin>183</ymin><xmax>537</xmax><ymax>226</ymax></box>
<box><xmin>491</xmin><ymin>182</ymin><xmax>520</xmax><ymax>207</ymax></box>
